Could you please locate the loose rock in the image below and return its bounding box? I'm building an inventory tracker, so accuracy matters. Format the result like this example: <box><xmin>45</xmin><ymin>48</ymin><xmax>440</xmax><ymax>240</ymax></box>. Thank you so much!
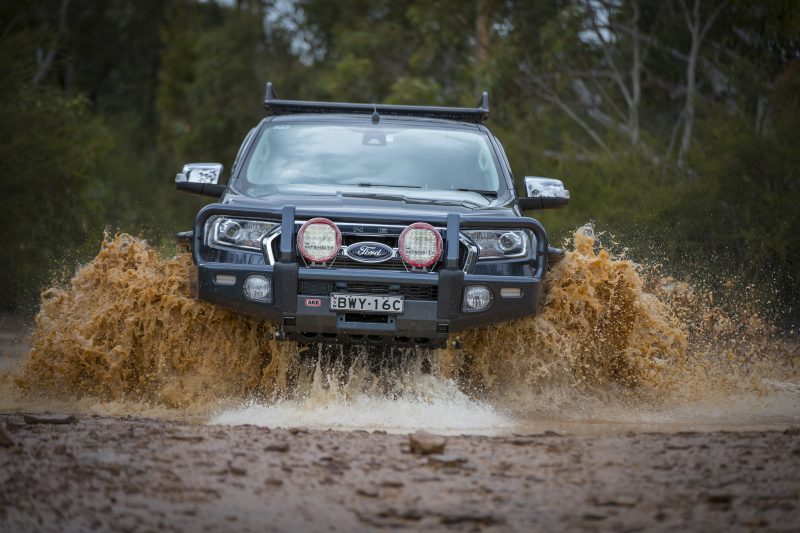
<box><xmin>409</xmin><ymin>430</ymin><xmax>446</xmax><ymax>455</ymax></box>
<box><xmin>23</xmin><ymin>414</ymin><xmax>77</xmax><ymax>425</ymax></box>
<box><xmin>439</xmin><ymin>510</ymin><xmax>499</xmax><ymax>525</ymax></box>
<box><xmin>428</xmin><ymin>454</ymin><xmax>467</xmax><ymax>467</ymax></box>
<box><xmin>0</xmin><ymin>424</ymin><xmax>14</xmax><ymax>447</ymax></box>
<box><xmin>356</xmin><ymin>487</ymin><xmax>378</xmax><ymax>498</ymax></box>
<box><xmin>168</xmin><ymin>434</ymin><xmax>204</xmax><ymax>443</ymax></box>
<box><xmin>229</xmin><ymin>464</ymin><xmax>247</xmax><ymax>476</ymax></box>
<box><xmin>264</xmin><ymin>441</ymin><xmax>290</xmax><ymax>452</ymax></box>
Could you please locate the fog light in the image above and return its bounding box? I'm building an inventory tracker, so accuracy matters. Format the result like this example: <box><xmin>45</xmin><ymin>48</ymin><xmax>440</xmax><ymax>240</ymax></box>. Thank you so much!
<box><xmin>463</xmin><ymin>285</ymin><xmax>492</xmax><ymax>312</ymax></box>
<box><xmin>500</xmin><ymin>287</ymin><xmax>522</xmax><ymax>298</ymax></box>
<box><xmin>243</xmin><ymin>275</ymin><xmax>272</xmax><ymax>302</ymax></box>
<box><xmin>214</xmin><ymin>274</ymin><xmax>236</xmax><ymax>286</ymax></box>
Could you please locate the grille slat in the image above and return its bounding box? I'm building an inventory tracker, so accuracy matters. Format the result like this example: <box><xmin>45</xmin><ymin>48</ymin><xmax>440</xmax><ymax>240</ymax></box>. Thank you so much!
<box><xmin>299</xmin><ymin>281</ymin><xmax>438</xmax><ymax>301</ymax></box>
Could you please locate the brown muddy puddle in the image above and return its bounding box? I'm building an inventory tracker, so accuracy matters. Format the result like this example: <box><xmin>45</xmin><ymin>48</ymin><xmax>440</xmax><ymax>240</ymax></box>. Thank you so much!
<box><xmin>2</xmin><ymin>227</ymin><xmax>798</xmax><ymax>437</ymax></box>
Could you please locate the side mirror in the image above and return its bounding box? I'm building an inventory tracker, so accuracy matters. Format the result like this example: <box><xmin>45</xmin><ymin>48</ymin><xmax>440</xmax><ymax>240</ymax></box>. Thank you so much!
<box><xmin>175</xmin><ymin>163</ymin><xmax>226</xmax><ymax>197</ymax></box>
<box><xmin>518</xmin><ymin>176</ymin><xmax>570</xmax><ymax>210</ymax></box>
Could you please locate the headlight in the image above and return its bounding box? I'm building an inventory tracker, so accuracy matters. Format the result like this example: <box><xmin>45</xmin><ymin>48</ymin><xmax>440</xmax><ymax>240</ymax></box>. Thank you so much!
<box><xmin>399</xmin><ymin>222</ymin><xmax>442</xmax><ymax>267</ymax></box>
<box><xmin>207</xmin><ymin>217</ymin><xmax>276</xmax><ymax>251</ymax></box>
<box><xmin>298</xmin><ymin>218</ymin><xmax>341</xmax><ymax>263</ymax></box>
<box><xmin>463</xmin><ymin>229</ymin><xmax>533</xmax><ymax>260</ymax></box>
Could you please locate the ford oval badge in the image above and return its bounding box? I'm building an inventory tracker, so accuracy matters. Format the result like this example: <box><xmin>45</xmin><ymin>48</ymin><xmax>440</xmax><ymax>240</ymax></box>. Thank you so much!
<box><xmin>345</xmin><ymin>242</ymin><xmax>394</xmax><ymax>263</ymax></box>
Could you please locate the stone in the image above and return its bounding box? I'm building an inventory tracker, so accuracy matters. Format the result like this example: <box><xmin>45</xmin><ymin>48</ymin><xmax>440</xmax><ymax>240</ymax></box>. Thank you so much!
<box><xmin>229</xmin><ymin>464</ymin><xmax>248</xmax><ymax>476</ymax></box>
<box><xmin>4</xmin><ymin>419</ymin><xmax>23</xmax><ymax>430</ymax></box>
<box><xmin>23</xmin><ymin>414</ymin><xmax>77</xmax><ymax>425</ymax></box>
<box><xmin>707</xmin><ymin>492</ymin><xmax>734</xmax><ymax>505</ymax></box>
<box><xmin>168</xmin><ymin>434</ymin><xmax>204</xmax><ymax>443</ymax></box>
<box><xmin>0</xmin><ymin>424</ymin><xmax>14</xmax><ymax>447</ymax></box>
<box><xmin>594</xmin><ymin>495</ymin><xmax>638</xmax><ymax>508</ymax></box>
<box><xmin>356</xmin><ymin>487</ymin><xmax>378</xmax><ymax>498</ymax></box>
<box><xmin>427</xmin><ymin>454</ymin><xmax>467</xmax><ymax>467</ymax></box>
<box><xmin>264</xmin><ymin>441</ymin><xmax>290</xmax><ymax>452</ymax></box>
<box><xmin>439</xmin><ymin>510</ymin><xmax>498</xmax><ymax>525</ymax></box>
<box><xmin>583</xmin><ymin>512</ymin><xmax>606</xmax><ymax>521</ymax></box>
<box><xmin>408</xmin><ymin>430</ymin><xmax>446</xmax><ymax>455</ymax></box>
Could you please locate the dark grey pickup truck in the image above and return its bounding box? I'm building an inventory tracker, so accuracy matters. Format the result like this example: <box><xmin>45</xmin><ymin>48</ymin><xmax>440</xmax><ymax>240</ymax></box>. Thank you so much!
<box><xmin>175</xmin><ymin>83</ymin><xmax>570</xmax><ymax>348</ymax></box>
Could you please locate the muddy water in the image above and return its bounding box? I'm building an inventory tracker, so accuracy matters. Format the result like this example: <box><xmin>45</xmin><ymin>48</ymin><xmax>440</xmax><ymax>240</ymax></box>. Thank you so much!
<box><xmin>2</xmin><ymin>228</ymin><xmax>798</xmax><ymax>435</ymax></box>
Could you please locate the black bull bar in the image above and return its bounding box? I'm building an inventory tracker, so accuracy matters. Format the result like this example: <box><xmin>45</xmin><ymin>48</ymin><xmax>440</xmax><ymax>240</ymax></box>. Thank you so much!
<box><xmin>192</xmin><ymin>204</ymin><xmax>550</xmax><ymax>345</ymax></box>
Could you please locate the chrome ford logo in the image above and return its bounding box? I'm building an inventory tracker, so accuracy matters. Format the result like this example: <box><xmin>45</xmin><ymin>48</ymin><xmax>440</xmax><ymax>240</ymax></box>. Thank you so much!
<box><xmin>345</xmin><ymin>242</ymin><xmax>394</xmax><ymax>263</ymax></box>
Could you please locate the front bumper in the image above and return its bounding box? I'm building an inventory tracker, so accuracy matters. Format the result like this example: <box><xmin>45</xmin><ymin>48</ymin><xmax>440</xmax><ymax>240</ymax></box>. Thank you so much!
<box><xmin>193</xmin><ymin>205</ymin><xmax>548</xmax><ymax>348</ymax></box>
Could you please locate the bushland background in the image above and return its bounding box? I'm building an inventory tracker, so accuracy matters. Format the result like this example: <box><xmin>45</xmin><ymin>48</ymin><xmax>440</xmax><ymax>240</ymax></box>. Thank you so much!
<box><xmin>1</xmin><ymin>0</ymin><xmax>798</xmax><ymax>323</ymax></box>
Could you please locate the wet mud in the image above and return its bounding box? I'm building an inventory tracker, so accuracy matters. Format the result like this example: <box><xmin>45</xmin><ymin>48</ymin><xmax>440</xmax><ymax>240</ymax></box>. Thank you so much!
<box><xmin>1</xmin><ymin>414</ymin><xmax>798</xmax><ymax>532</ymax></box>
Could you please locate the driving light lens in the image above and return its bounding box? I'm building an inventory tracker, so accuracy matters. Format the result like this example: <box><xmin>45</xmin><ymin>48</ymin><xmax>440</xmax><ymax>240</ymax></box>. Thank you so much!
<box><xmin>243</xmin><ymin>275</ymin><xmax>272</xmax><ymax>302</ymax></box>
<box><xmin>209</xmin><ymin>217</ymin><xmax>276</xmax><ymax>251</ymax></box>
<box><xmin>399</xmin><ymin>222</ymin><xmax>442</xmax><ymax>268</ymax></box>
<box><xmin>463</xmin><ymin>285</ymin><xmax>492</xmax><ymax>312</ymax></box>
<box><xmin>298</xmin><ymin>218</ymin><xmax>341</xmax><ymax>263</ymax></box>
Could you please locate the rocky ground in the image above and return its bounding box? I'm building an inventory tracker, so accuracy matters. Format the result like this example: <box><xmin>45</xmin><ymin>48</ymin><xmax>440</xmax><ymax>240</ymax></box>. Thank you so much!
<box><xmin>1</xmin><ymin>414</ymin><xmax>798</xmax><ymax>532</ymax></box>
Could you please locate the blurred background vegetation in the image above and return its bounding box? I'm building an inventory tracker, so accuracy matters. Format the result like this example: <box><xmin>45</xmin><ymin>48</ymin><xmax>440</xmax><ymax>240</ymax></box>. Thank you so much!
<box><xmin>1</xmin><ymin>0</ymin><xmax>798</xmax><ymax>323</ymax></box>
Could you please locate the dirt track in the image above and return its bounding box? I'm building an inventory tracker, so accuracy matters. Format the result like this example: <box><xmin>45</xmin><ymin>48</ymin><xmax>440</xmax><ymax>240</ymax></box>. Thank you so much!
<box><xmin>1</xmin><ymin>414</ymin><xmax>798</xmax><ymax>532</ymax></box>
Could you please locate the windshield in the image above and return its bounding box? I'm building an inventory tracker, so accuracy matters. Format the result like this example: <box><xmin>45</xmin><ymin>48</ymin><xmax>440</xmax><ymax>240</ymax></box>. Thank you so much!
<box><xmin>237</xmin><ymin>122</ymin><xmax>502</xmax><ymax>195</ymax></box>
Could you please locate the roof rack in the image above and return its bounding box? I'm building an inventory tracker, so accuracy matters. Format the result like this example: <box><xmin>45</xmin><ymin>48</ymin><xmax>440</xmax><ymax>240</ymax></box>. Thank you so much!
<box><xmin>263</xmin><ymin>82</ymin><xmax>489</xmax><ymax>124</ymax></box>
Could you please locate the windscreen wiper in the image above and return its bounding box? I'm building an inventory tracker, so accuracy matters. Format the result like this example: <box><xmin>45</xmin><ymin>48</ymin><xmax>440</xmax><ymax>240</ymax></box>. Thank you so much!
<box><xmin>355</xmin><ymin>183</ymin><xmax>422</xmax><ymax>188</ymax></box>
<box><xmin>452</xmin><ymin>188</ymin><xmax>498</xmax><ymax>197</ymax></box>
<box><xmin>339</xmin><ymin>191</ymin><xmax>484</xmax><ymax>208</ymax></box>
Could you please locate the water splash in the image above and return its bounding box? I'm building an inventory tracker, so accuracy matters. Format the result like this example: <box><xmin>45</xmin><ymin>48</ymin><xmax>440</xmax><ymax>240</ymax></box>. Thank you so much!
<box><xmin>4</xmin><ymin>227</ymin><xmax>798</xmax><ymax>432</ymax></box>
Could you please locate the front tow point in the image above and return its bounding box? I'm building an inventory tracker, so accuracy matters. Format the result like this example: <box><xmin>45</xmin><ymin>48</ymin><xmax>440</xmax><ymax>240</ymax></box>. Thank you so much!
<box><xmin>274</xmin><ymin>328</ymin><xmax>286</xmax><ymax>341</ymax></box>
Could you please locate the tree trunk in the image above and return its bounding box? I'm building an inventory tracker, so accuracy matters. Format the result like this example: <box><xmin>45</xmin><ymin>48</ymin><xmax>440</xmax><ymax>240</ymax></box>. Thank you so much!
<box><xmin>475</xmin><ymin>0</ymin><xmax>491</xmax><ymax>89</ymax></box>
<box><xmin>630</xmin><ymin>0</ymin><xmax>642</xmax><ymax>145</ymax></box>
<box><xmin>678</xmin><ymin>0</ymin><xmax>727</xmax><ymax>167</ymax></box>
<box><xmin>678</xmin><ymin>0</ymin><xmax>701</xmax><ymax>167</ymax></box>
<box><xmin>32</xmin><ymin>0</ymin><xmax>70</xmax><ymax>86</ymax></box>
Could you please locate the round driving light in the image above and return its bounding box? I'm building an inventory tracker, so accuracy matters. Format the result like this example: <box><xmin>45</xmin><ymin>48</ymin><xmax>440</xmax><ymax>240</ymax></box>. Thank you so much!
<box><xmin>463</xmin><ymin>285</ymin><xmax>492</xmax><ymax>312</ymax></box>
<box><xmin>298</xmin><ymin>218</ymin><xmax>341</xmax><ymax>263</ymax></box>
<box><xmin>243</xmin><ymin>275</ymin><xmax>272</xmax><ymax>302</ymax></box>
<box><xmin>399</xmin><ymin>222</ymin><xmax>442</xmax><ymax>267</ymax></box>
<box><xmin>498</xmin><ymin>232</ymin><xmax>523</xmax><ymax>253</ymax></box>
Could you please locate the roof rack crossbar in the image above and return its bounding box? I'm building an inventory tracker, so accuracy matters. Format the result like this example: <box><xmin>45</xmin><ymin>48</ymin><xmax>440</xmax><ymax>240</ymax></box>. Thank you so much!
<box><xmin>263</xmin><ymin>82</ymin><xmax>489</xmax><ymax>123</ymax></box>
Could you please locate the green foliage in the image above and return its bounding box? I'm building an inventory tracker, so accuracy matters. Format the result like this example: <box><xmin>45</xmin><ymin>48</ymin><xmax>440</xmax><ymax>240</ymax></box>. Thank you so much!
<box><xmin>1</xmin><ymin>0</ymin><xmax>799</xmax><ymax>323</ymax></box>
<box><xmin>0</xmin><ymin>32</ymin><xmax>111</xmax><ymax>309</ymax></box>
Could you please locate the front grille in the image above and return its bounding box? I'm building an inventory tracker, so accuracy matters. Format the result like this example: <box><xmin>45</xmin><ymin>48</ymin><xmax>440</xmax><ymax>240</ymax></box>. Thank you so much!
<box><xmin>330</xmin><ymin>256</ymin><xmax>411</xmax><ymax>271</ymax></box>
<box><xmin>268</xmin><ymin>221</ymin><xmax>470</xmax><ymax>272</ymax></box>
<box><xmin>299</xmin><ymin>280</ymin><xmax>438</xmax><ymax>301</ymax></box>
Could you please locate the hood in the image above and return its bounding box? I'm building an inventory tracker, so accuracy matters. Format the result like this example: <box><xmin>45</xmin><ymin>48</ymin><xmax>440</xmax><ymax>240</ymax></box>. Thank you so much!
<box><xmin>222</xmin><ymin>184</ymin><xmax>518</xmax><ymax>219</ymax></box>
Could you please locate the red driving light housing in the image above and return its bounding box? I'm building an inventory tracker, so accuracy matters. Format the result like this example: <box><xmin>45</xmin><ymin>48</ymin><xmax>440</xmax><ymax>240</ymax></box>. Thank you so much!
<box><xmin>297</xmin><ymin>217</ymin><xmax>341</xmax><ymax>263</ymax></box>
<box><xmin>398</xmin><ymin>222</ymin><xmax>442</xmax><ymax>268</ymax></box>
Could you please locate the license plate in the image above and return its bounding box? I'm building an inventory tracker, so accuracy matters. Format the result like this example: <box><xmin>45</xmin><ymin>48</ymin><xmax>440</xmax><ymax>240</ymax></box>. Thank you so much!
<box><xmin>330</xmin><ymin>294</ymin><xmax>404</xmax><ymax>313</ymax></box>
